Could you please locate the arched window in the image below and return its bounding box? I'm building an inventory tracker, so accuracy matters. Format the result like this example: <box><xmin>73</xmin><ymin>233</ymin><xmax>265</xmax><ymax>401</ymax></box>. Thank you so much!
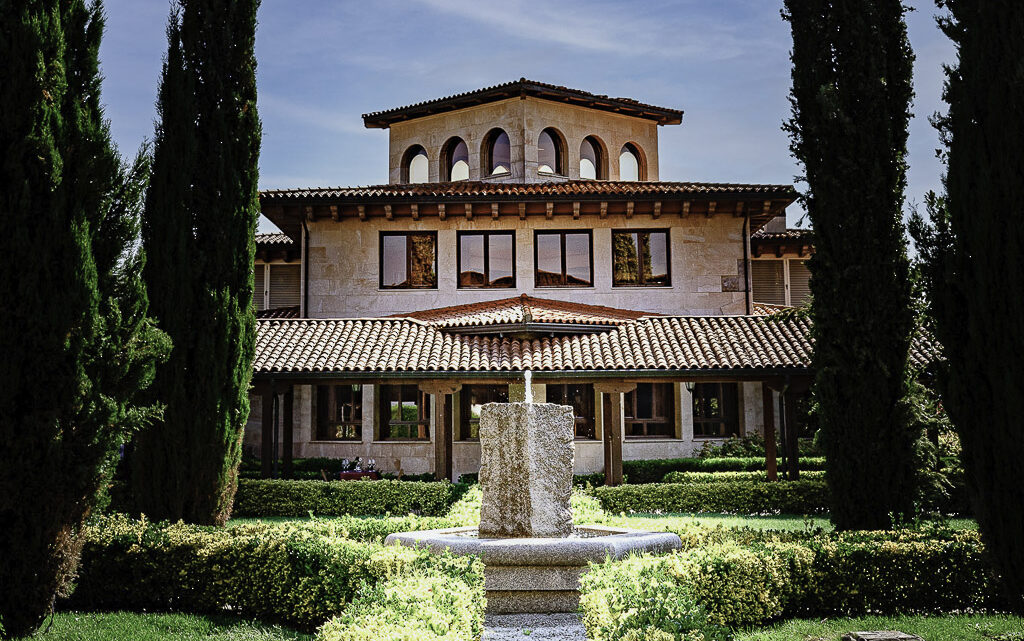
<box><xmin>442</xmin><ymin>137</ymin><xmax>470</xmax><ymax>181</ymax></box>
<box><xmin>538</xmin><ymin>128</ymin><xmax>564</xmax><ymax>175</ymax></box>
<box><xmin>484</xmin><ymin>129</ymin><xmax>510</xmax><ymax>175</ymax></box>
<box><xmin>579</xmin><ymin>136</ymin><xmax>605</xmax><ymax>180</ymax></box>
<box><xmin>619</xmin><ymin>143</ymin><xmax>643</xmax><ymax>181</ymax></box>
<box><xmin>402</xmin><ymin>145</ymin><xmax>429</xmax><ymax>183</ymax></box>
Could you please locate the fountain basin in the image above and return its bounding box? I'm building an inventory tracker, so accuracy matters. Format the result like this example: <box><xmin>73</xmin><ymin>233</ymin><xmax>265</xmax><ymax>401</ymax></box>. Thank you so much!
<box><xmin>385</xmin><ymin>525</ymin><xmax>682</xmax><ymax>613</ymax></box>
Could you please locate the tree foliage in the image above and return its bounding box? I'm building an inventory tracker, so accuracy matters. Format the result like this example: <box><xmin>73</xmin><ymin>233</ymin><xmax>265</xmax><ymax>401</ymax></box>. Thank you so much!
<box><xmin>783</xmin><ymin>0</ymin><xmax>919</xmax><ymax>530</ymax></box>
<box><xmin>131</xmin><ymin>0</ymin><xmax>261</xmax><ymax>525</ymax></box>
<box><xmin>909</xmin><ymin>0</ymin><xmax>1024</xmax><ymax>611</ymax></box>
<box><xmin>0</xmin><ymin>1</ymin><xmax>168</xmax><ymax>636</ymax></box>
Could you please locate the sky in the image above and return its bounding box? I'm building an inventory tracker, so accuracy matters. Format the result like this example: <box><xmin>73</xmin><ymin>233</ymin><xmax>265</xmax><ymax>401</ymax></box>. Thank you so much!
<box><xmin>97</xmin><ymin>0</ymin><xmax>956</xmax><ymax>234</ymax></box>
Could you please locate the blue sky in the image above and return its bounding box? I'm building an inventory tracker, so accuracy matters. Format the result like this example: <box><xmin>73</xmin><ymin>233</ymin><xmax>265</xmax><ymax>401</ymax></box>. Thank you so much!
<box><xmin>98</xmin><ymin>0</ymin><xmax>955</xmax><ymax>234</ymax></box>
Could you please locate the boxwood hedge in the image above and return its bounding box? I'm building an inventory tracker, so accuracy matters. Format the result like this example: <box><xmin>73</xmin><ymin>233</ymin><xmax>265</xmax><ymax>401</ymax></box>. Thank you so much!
<box><xmin>623</xmin><ymin>457</ymin><xmax>827</xmax><ymax>484</ymax></box>
<box><xmin>232</xmin><ymin>478</ymin><xmax>462</xmax><ymax>517</ymax></box>
<box><xmin>662</xmin><ymin>470</ymin><xmax>827</xmax><ymax>484</ymax></box>
<box><xmin>590</xmin><ymin>479</ymin><xmax>830</xmax><ymax>515</ymax></box>
<box><xmin>581</xmin><ymin>528</ymin><xmax>1000</xmax><ymax>634</ymax></box>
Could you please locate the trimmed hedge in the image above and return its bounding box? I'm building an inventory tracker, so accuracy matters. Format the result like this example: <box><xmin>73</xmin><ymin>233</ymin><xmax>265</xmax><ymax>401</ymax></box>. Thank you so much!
<box><xmin>662</xmin><ymin>470</ymin><xmax>827</xmax><ymax>484</ymax></box>
<box><xmin>232</xmin><ymin>478</ymin><xmax>462</xmax><ymax>517</ymax></box>
<box><xmin>67</xmin><ymin>515</ymin><xmax>440</xmax><ymax>629</ymax></box>
<box><xmin>590</xmin><ymin>479</ymin><xmax>830</xmax><ymax>515</ymax></box>
<box><xmin>623</xmin><ymin>457</ymin><xmax>827</xmax><ymax>484</ymax></box>
<box><xmin>316</xmin><ymin>559</ymin><xmax>485</xmax><ymax>641</ymax></box>
<box><xmin>580</xmin><ymin>528</ymin><xmax>1000</xmax><ymax>634</ymax></box>
<box><xmin>230</xmin><ymin>514</ymin><xmax>456</xmax><ymax>543</ymax></box>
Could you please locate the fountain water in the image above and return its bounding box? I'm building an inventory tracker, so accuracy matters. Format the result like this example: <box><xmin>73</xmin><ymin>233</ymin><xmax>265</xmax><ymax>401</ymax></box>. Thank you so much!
<box><xmin>523</xmin><ymin>369</ymin><xmax>533</xmax><ymax>403</ymax></box>
<box><xmin>385</xmin><ymin>377</ymin><xmax>681</xmax><ymax>613</ymax></box>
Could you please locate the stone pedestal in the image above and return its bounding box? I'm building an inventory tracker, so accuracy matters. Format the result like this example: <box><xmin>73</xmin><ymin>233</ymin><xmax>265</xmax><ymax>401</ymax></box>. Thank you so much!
<box><xmin>478</xmin><ymin>402</ymin><xmax>574</xmax><ymax>539</ymax></box>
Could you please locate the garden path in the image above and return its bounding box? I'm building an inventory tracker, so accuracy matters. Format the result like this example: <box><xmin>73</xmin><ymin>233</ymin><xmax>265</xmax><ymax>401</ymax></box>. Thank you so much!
<box><xmin>482</xmin><ymin>613</ymin><xmax>587</xmax><ymax>640</ymax></box>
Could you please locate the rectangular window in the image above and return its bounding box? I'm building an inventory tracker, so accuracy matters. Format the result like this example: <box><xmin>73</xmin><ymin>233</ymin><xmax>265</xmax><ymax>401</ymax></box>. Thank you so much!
<box><xmin>379</xmin><ymin>384</ymin><xmax>430</xmax><ymax>440</ymax></box>
<box><xmin>458</xmin><ymin>231</ymin><xmax>515</xmax><ymax>288</ymax></box>
<box><xmin>789</xmin><ymin>260</ymin><xmax>812</xmax><ymax>305</ymax></box>
<box><xmin>692</xmin><ymin>382</ymin><xmax>740</xmax><ymax>438</ymax></box>
<box><xmin>459</xmin><ymin>385</ymin><xmax>509</xmax><ymax>440</ymax></box>
<box><xmin>254</xmin><ymin>264</ymin><xmax>266</xmax><ymax>311</ymax></box>
<box><xmin>546</xmin><ymin>383</ymin><xmax>596</xmax><ymax>440</ymax></box>
<box><xmin>315</xmin><ymin>384</ymin><xmax>362</xmax><ymax>441</ymax></box>
<box><xmin>380</xmin><ymin>232</ymin><xmax>437</xmax><ymax>289</ymax></box>
<box><xmin>751</xmin><ymin>260</ymin><xmax>786</xmax><ymax>305</ymax></box>
<box><xmin>612</xmin><ymin>230</ymin><xmax>670</xmax><ymax>286</ymax></box>
<box><xmin>534</xmin><ymin>231</ymin><xmax>593</xmax><ymax>287</ymax></box>
<box><xmin>624</xmin><ymin>383</ymin><xmax>675</xmax><ymax>438</ymax></box>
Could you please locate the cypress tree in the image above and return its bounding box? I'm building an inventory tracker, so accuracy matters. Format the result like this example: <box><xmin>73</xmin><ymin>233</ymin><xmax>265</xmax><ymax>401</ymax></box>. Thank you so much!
<box><xmin>131</xmin><ymin>0</ymin><xmax>261</xmax><ymax>525</ymax></box>
<box><xmin>0</xmin><ymin>1</ymin><xmax>168</xmax><ymax>636</ymax></box>
<box><xmin>783</xmin><ymin>0</ymin><xmax>918</xmax><ymax>530</ymax></box>
<box><xmin>910</xmin><ymin>1</ymin><xmax>1024</xmax><ymax>610</ymax></box>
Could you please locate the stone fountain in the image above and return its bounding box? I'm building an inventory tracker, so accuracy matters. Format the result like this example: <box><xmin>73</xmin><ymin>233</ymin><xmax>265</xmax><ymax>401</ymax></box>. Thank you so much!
<box><xmin>385</xmin><ymin>373</ymin><xmax>681</xmax><ymax>614</ymax></box>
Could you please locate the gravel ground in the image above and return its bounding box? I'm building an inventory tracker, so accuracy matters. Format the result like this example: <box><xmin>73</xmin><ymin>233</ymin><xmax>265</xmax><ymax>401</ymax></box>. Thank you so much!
<box><xmin>482</xmin><ymin>613</ymin><xmax>588</xmax><ymax>641</ymax></box>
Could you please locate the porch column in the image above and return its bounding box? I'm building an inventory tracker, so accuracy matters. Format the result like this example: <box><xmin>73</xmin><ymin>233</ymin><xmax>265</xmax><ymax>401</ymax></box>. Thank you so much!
<box><xmin>762</xmin><ymin>382</ymin><xmax>777</xmax><ymax>481</ymax></box>
<box><xmin>282</xmin><ymin>388</ymin><xmax>294</xmax><ymax>479</ymax></box>
<box><xmin>420</xmin><ymin>382</ymin><xmax>462</xmax><ymax>482</ymax></box>
<box><xmin>783</xmin><ymin>388</ymin><xmax>800</xmax><ymax>481</ymax></box>
<box><xmin>595</xmin><ymin>382</ymin><xmax>636</xmax><ymax>487</ymax></box>
<box><xmin>260</xmin><ymin>383</ymin><xmax>275</xmax><ymax>479</ymax></box>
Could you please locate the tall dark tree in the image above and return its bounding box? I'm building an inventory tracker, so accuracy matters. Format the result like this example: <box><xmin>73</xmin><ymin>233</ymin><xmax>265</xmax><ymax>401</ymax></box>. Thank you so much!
<box><xmin>783</xmin><ymin>0</ymin><xmax>919</xmax><ymax>530</ymax></box>
<box><xmin>910</xmin><ymin>1</ymin><xmax>1024</xmax><ymax>610</ymax></box>
<box><xmin>131</xmin><ymin>0</ymin><xmax>261</xmax><ymax>525</ymax></box>
<box><xmin>0</xmin><ymin>1</ymin><xmax>168</xmax><ymax>636</ymax></box>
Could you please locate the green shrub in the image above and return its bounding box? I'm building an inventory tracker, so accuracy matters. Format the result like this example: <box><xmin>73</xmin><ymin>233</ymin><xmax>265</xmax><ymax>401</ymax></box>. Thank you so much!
<box><xmin>590</xmin><ymin>480</ymin><xmax>830</xmax><ymax>515</ymax></box>
<box><xmin>579</xmin><ymin>528</ymin><xmax>1000</xmax><ymax>632</ymax></box>
<box><xmin>623</xmin><ymin>457</ymin><xmax>827</xmax><ymax>484</ymax></box>
<box><xmin>67</xmin><ymin>515</ymin><xmax>432</xmax><ymax>630</ymax></box>
<box><xmin>316</xmin><ymin>556</ymin><xmax>484</xmax><ymax>641</ymax></box>
<box><xmin>231</xmin><ymin>514</ymin><xmax>456</xmax><ymax>544</ymax></box>
<box><xmin>232</xmin><ymin>479</ymin><xmax>460</xmax><ymax>517</ymax></box>
<box><xmin>579</xmin><ymin>555</ymin><xmax>729</xmax><ymax>641</ymax></box>
<box><xmin>662</xmin><ymin>470</ymin><xmax>827</xmax><ymax>484</ymax></box>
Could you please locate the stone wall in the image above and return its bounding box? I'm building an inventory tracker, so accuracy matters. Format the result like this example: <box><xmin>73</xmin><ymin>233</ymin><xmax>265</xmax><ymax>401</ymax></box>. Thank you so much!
<box><xmin>304</xmin><ymin>212</ymin><xmax>747</xmax><ymax>318</ymax></box>
<box><xmin>386</xmin><ymin>96</ymin><xmax>661</xmax><ymax>184</ymax></box>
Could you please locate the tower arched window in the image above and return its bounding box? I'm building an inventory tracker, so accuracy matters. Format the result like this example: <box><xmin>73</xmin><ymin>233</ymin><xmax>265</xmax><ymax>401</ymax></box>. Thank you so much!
<box><xmin>484</xmin><ymin>129</ymin><xmax>511</xmax><ymax>176</ymax></box>
<box><xmin>538</xmin><ymin>128</ymin><xmax>564</xmax><ymax>175</ymax></box>
<box><xmin>619</xmin><ymin>142</ymin><xmax>644</xmax><ymax>181</ymax></box>
<box><xmin>401</xmin><ymin>145</ymin><xmax>429</xmax><ymax>183</ymax></box>
<box><xmin>442</xmin><ymin>137</ymin><xmax>470</xmax><ymax>181</ymax></box>
<box><xmin>579</xmin><ymin>136</ymin><xmax>605</xmax><ymax>180</ymax></box>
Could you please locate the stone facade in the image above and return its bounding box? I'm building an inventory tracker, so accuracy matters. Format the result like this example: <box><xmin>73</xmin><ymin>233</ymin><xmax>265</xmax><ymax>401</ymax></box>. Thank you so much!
<box><xmin>387</xmin><ymin>97</ymin><xmax>660</xmax><ymax>184</ymax></box>
<box><xmin>303</xmin><ymin>212</ymin><xmax>748</xmax><ymax>319</ymax></box>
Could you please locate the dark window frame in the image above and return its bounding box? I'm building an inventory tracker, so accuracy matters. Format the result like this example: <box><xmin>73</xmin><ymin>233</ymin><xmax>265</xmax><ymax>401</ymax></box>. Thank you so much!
<box><xmin>611</xmin><ymin>228</ymin><xmax>672</xmax><ymax>287</ymax></box>
<box><xmin>459</xmin><ymin>384</ymin><xmax>509</xmax><ymax>441</ymax></box>
<box><xmin>579</xmin><ymin>135</ymin><xmax>606</xmax><ymax>180</ymax></box>
<box><xmin>691</xmin><ymin>382</ymin><xmax>740</xmax><ymax>438</ymax></box>
<box><xmin>484</xmin><ymin>128</ymin><xmax>511</xmax><ymax>176</ymax></box>
<box><xmin>546</xmin><ymin>383</ymin><xmax>597</xmax><ymax>440</ymax></box>
<box><xmin>315</xmin><ymin>383</ymin><xmax>363</xmax><ymax>441</ymax></box>
<box><xmin>624</xmin><ymin>383</ymin><xmax>676</xmax><ymax>439</ymax></box>
<box><xmin>533</xmin><ymin>229</ymin><xmax>594</xmax><ymax>288</ymax></box>
<box><xmin>441</xmin><ymin>136</ymin><xmax>469</xmax><ymax>181</ymax></box>
<box><xmin>537</xmin><ymin>128</ymin><xmax>566</xmax><ymax>176</ymax></box>
<box><xmin>379</xmin><ymin>231</ymin><xmax>438</xmax><ymax>290</ymax></box>
<box><xmin>400</xmin><ymin>144</ymin><xmax>428</xmax><ymax>183</ymax></box>
<box><xmin>456</xmin><ymin>230</ymin><xmax>517</xmax><ymax>289</ymax></box>
<box><xmin>378</xmin><ymin>384</ymin><xmax>430</xmax><ymax>441</ymax></box>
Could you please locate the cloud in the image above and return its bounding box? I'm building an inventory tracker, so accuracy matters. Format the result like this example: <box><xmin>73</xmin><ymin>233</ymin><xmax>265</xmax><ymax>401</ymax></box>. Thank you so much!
<box><xmin>409</xmin><ymin>0</ymin><xmax>766</xmax><ymax>61</ymax></box>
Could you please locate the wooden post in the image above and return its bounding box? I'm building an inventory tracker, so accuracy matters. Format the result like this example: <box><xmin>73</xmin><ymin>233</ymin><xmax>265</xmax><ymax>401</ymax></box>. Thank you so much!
<box><xmin>784</xmin><ymin>388</ymin><xmax>800</xmax><ymax>480</ymax></box>
<box><xmin>762</xmin><ymin>382</ymin><xmax>778</xmax><ymax>481</ymax></box>
<box><xmin>595</xmin><ymin>382</ymin><xmax>636</xmax><ymax>487</ymax></box>
<box><xmin>777</xmin><ymin>386</ymin><xmax>789</xmax><ymax>479</ymax></box>
<box><xmin>420</xmin><ymin>382</ymin><xmax>462</xmax><ymax>482</ymax></box>
<box><xmin>282</xmin><ymin>388</ymin><xmax>294</xmax><ymax>479</ymax></box>
<box><xmin>260</xmin><ymin>385</ymin><xmax>274</xmax><ymax>479</ymax></box>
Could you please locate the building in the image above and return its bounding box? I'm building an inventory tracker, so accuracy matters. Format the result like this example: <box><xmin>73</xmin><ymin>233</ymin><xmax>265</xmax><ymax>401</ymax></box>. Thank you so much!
<box><xmin>246</xmin><ymin>79</ymin><xmax>824</xmax><ymax>484</ymax></box>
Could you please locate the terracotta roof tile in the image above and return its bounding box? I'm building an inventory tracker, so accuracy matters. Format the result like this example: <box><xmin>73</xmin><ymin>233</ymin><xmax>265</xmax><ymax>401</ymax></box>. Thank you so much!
<box><xmin>259</xmin><ymin>180</ymin><xmax>796</xmax><ymax>203</ymax></box>
<box><xmin>362</xmin><ymin>78</ymin><xmax>683</xmax><ymax>127</ymax></box>
<box><xmin>392</xmin><ymin>294</ymin><xmax>657</xmax><ymax>328</ymax></box>
<box><xmin>256</xmin><ymin>305</ymin><xmax>300</xmax><ymax>319</ymax></box>
<box><xmin>752</xmin><ymin>228</ymin><xmax>814</xmax><ymax>242</ymax></box>
<box><xmin>255</xmin><ymin>232</ymin><xmax>294</xmax><ymax>247</ymax></box>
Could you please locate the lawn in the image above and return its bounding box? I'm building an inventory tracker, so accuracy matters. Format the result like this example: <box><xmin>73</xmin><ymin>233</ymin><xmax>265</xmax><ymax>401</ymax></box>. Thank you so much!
<box><xmin>737</xmin><ymin>613</ymin><xmax>1024</xmax><ymax>641</ymax></box>
<box><xmin>14</xmin><ymin>612</ymin><xmax>310</xmax><ymax>641</ymax></box>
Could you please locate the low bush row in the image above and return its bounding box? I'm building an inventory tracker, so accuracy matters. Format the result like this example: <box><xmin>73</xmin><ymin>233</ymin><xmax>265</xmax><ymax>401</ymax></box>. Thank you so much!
<box><xmin>580</xmin><ymin>528</ymin><xmax>1000</xmax><ymax>637</ymax></box>
<box><xmin>590</xmin><ymin>479</ymin><xmax>830</xmax><ymax>515</ymax></box>
<box><xmin>67</xmin><ymin>515</ymin><xmax>446</xmax><ymax>630</ymax></box>
<box><xmin>232</xmin><ymin>478</ymin><xmax>463</xmax><ymax>518</ymax></box>
<box><xmin>229</xmin><ymin>514</ymin><xmax>457</xmax><ymax>543</ymax></box>
<box><xmin>316</xmin><ymin>559</ymin><xmax>485</xmax><ymax>641</ymax></box>
<box><xmin>623</xmin><ymin>457</ymin><xmax>827</xmax><ymax>484</ymax></box>
<box><xmin>662</xmin><ymin>470</ymin><xmax>827</xmax><ymax>484</ymax></box>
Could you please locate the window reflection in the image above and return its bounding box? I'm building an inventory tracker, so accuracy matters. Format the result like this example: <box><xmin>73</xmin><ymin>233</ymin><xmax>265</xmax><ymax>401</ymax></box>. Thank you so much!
<box><xmin>612</xmin><ymin>230</ymin><xmax>670</xmax><ymax>286</ymax></box>
<box><xmin>404</xmin><ymin>145</ymin><xmax>429</xmax><ymax>183</ymax></box>
<box><xmin>458</xmin><ymin>231</ymin><xmax>514</xmax><ymax>288</ymax></box>
<box><xmin>381</xmin><ymin>232</ymin><xmax>437</xmax><ymax>288</ymax></box>
<box><xmin>489</xmin><ymin>130</ymin><xmax>510</xmax><ymax>175</ymax></box>
<box><xmin>538</xmin><ymin>129</ymin><xmax>561</xmax><ymax>174</ymax></box>
<box><xmin>445</xmin><ymin>138</ymin><xmax>470</xmax><ymax>181</ymax></box>
<box><xmin>619</xmin><ymin>143</ymin><xmax>641</xmax><ymax>181</ymax></box>
<box><xmin>535</xmin><ymin>231</ymin><xmax>592</xmax><ymax>287</ymax></box>
<box><xmin>580</xmin><ymin>137</ymin><xmax>601</xmax><ymax>179</ymax></box>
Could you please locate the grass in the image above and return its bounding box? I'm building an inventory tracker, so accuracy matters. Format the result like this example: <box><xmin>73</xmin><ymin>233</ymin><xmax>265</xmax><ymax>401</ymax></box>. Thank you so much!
<box><xmin>16</xmin><ymin>612</ymin><xmax>310</xmax><ymax>641</ymax></box>
<box><xmin>736</xmin><ymin>613</ymin><xmax>1024</xmax><ymax>641</ymax></box>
